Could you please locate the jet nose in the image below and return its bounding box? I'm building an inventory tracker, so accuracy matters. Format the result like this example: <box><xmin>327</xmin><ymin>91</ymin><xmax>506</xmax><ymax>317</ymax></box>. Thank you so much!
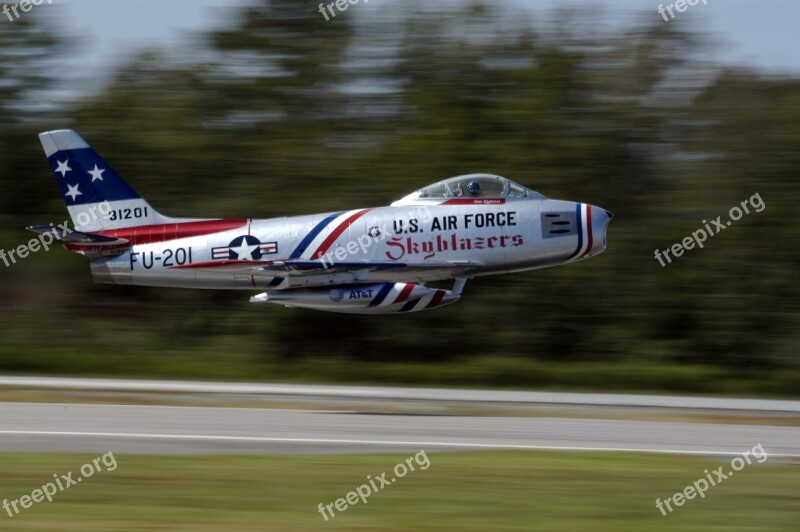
<box><xmin>543</xmin><ymin>201</ymin><xmax>612</xmax><ymax>261</ymax></box>
<box><xmin>572</xmin><ymin>203</ymin><xmax>612</xmax><ymax>260</ymax></box>
<box><xmin>590</xmin><ymin>205</ymin><xmax>612</xmax><ymax>255</ymax></box>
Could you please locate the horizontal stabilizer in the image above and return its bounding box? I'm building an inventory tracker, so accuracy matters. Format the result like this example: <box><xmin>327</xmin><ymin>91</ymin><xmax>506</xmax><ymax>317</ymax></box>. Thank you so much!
<box><xmin>26</xmin><ymin>225</ymin><xmax>129</xmax><ymax>246</ymax></box>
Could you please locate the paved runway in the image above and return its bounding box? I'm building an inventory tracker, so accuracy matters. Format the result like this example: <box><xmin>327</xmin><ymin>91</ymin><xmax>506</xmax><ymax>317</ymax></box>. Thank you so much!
<box><xmin>2</xmin><ymin>376</ymin><xmax>799</xmax><ymax>412</ymax></box>
<box><xmin>1</xmin><ymin>402</ymin><xmax>798</xmax><ymax>456</ymax></box>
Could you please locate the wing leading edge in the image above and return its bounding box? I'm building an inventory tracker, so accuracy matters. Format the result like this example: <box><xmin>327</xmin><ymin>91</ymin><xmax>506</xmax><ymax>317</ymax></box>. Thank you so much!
<box><xmin>168</xmin><ymin>258</ymin><xmax>476</xmax><ymax>277</ymax></box>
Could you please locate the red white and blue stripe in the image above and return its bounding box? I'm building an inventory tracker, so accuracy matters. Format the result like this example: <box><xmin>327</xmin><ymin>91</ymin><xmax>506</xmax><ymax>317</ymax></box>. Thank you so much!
<box><xmin>289</xmin><ymin>208</ymin><xmax>373</xmax><ymax>260</ymax></box>
<box><xmin>367</xmin><ymin>282</ymin><xmax>451</xmax><ymax>312</ymax></box>
<box><xmin>565</xmin><ymin>203</ymin><xmax>593</xmax><ymax>262</ymax></box>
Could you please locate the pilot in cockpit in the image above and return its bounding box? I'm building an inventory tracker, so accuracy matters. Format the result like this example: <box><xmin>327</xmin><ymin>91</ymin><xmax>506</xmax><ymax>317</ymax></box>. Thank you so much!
<box><xmin>468</xmin><ymin>180</ymin><xmax>481</xmax><ymax>196</ymax></box>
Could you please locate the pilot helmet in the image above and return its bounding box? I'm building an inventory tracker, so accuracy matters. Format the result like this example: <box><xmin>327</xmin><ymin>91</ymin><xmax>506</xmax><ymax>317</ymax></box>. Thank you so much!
<box><xmin>467</xmin><ymin>181</ymin><xmax>481</xmax><ymax>195</ymax></box>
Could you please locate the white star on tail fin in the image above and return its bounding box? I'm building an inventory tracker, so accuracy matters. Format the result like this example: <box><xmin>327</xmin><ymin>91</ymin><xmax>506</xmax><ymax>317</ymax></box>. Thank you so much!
<box><xmin>65</xmin><ymin>184</ymin><xmax>82</xmax><ymax>201</ymax></box>
<box><xmin>88</xmin><ymin>164</ymin><xmax>105</xmax><ymax>181</ymax></box>
<box><xmin>55</xmin><ymin>159</ymin><xmax>71</xmax><ymax>177</ymax></box>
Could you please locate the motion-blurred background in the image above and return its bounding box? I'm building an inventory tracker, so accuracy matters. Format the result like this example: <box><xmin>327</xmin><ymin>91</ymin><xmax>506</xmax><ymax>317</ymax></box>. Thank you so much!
<box><xmin>0</xmin><ymin>0</ymin><xmax>797</xmax><ymax>395</ymax></box>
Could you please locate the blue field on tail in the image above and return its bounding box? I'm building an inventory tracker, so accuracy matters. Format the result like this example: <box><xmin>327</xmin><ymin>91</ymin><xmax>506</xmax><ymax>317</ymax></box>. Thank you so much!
<box><xmin>42</xmin><ymin>130</ymin><xmax>141</xmax><ymax>206</ymax></box>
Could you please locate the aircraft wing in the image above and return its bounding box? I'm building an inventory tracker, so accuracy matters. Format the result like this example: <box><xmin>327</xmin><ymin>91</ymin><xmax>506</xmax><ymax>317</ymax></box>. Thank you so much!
<box><xmin>169</xmin><ymin>259</ymin><xmax>476</xmax><ymax>277</ymax></box>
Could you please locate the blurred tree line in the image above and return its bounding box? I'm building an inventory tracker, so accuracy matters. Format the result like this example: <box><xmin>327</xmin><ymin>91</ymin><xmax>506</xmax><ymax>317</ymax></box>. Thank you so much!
<box><xmin>0</xmin><ymin>1</ymin><xmax>797</xmax><ymax>394</ymax></box>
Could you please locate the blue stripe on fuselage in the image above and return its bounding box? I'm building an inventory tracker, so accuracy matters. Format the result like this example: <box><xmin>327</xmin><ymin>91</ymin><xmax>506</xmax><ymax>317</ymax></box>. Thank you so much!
<box><xmin>565</xmin><ymin>203</ymin><xmax>583</xmax><ymax>261</ymax></box>
<box><xmin>289</xmin><ymin>212</ymin><xmax>344</xmax><ymax>259</ymax></box>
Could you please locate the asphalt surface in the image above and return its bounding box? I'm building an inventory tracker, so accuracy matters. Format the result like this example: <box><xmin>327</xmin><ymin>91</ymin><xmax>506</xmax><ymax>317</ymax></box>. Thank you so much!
<box><xmin>2</xmin><ymin>376</ymin><xmax>799</xmax><ymax>412</ymax></box>
<box><xmin>1</xmin><ymin>402</ymin><xmax>799</xmax><ymax>456</ymax></box>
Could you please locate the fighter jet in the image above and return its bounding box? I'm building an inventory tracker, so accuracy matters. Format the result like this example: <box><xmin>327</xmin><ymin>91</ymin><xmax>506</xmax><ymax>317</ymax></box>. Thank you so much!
<box><xmin>29</xmin><ymin>130</ymin><xmax>612</xmax><ymax>314</ymax></box>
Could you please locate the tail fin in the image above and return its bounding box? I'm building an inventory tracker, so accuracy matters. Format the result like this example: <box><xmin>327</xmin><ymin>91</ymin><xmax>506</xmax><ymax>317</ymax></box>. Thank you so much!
<box><xmin>39</xmin><ymin>129</ymin><xmax>168</xmax><ymax>232</ymax></box>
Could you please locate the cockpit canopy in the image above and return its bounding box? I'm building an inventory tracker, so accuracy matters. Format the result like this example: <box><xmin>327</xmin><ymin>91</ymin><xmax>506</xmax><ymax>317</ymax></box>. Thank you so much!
<box><xmin>391</xmin><ymin>174</ymin><xmax>545</xmax><ymax>206</ymax></box>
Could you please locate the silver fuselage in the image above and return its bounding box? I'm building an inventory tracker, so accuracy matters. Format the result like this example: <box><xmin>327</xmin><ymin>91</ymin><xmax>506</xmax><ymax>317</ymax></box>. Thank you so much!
<box><xmin>89</xmin><ymin>197</ymin><xmax>611</xmax><ymax>291</ymax></box>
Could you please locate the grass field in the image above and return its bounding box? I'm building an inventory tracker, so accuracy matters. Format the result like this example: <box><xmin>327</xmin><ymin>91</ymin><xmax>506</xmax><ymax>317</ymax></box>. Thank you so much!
<box><xmin>0</xmin><ymin>451</ymin><xmax>798</xmax><ymax>530</ymax></box>
<box><xmin>4</xmin><ymin>344</ymin><xmax>800</xmax><ymax>398</ymax></box>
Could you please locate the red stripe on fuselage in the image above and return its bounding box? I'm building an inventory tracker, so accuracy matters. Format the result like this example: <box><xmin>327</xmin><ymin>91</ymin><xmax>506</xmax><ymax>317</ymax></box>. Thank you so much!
<box><xmin>97</xmin><ymin>219</ymin><xmax>248</xmax><ymax>246</ymax></box>
<box><xmin>441</xmin><ymin>198</ymin><xmax>505</xmax><ymax>205</ymax></box>
<box><xmin>310</xmin><ymin>210</ymin><xmax>371</xmax><ymax>259</ymax></box>
<box><xmin>64</xmin><ymin>243</ymin><xmax>129</xmax><ymax>253</ymax></box>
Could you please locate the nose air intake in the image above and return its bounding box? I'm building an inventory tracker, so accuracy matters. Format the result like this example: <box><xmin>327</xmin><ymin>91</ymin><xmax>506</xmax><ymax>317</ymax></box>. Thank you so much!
<box><xmin>588</xmin><ymin>205</ymin><xmax>612</xmax><ymax>257</ymax></box>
